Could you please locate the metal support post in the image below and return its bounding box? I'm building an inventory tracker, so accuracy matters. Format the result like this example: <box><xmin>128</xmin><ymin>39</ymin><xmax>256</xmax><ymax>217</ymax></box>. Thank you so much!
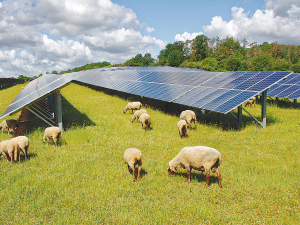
<box><xmin>54</xmin><ymin>90</ymin><xmax>63</xmax><ymax>134</ymax></box>
<box><xmin>237</xmin><ymin>106</ymin><xmax>242</xmax><ymax>125</ymax></box>
<box><xmin>261</xmin><ymin>90</ymin><xmax>267</xmax><ymax>130</ymax></box>
<box><xmin>294</xmin><ymin>99</ymin><xmax>297</xmax><ymax>107</ymax></box>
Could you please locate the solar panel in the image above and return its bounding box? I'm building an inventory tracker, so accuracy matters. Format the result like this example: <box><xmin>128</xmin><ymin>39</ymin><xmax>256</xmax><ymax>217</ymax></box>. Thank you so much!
<box><xmin>267</xmin><ymin>73</ymin><xmax>300</xmax><ymax>99</ymax></box>
<box><xmin>0</xmin><ymin>67</ymin><xmax>291</xmax><ymax>119</ymax></box>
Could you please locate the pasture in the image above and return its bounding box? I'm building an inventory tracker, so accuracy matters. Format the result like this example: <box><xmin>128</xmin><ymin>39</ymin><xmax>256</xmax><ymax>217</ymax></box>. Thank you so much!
<box><xmin>0</xmin><ymin>82</ymin><xmax>299</xmax><ymax>224</ymax></box>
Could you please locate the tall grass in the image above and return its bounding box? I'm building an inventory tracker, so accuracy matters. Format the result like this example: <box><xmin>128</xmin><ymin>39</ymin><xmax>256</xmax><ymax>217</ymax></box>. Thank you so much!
<box><xmin>0</xmin><ymin>83</ymin><xmax>299</xmax><ymax>224</ymax></box>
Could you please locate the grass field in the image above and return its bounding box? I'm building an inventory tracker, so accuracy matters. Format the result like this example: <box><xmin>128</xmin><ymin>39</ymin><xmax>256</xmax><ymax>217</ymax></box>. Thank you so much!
<box><xmin>0</xmin><ymin>82</ymin><xmax>299</xmax><ymax>224</ymax></box>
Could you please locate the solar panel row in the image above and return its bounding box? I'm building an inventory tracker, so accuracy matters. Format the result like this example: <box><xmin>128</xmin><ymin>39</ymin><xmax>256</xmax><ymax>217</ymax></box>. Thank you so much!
<box><xmin>0</xmin><ymin>67</ymin><xmax>291</xmax><ymax>119</ymax></box>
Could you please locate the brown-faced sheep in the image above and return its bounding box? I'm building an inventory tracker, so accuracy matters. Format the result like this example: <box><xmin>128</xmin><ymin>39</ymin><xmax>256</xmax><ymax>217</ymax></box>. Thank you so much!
<box><xmin>139</xmin><ymin>113</ymin><xmax>151</xmax><ymax>131</ymax></box>
<box><xmin>0</xmin><ymin>120</ymin><xmax>19</xmax><ymax>135</ymax></box>
<box><xmin>167</xmin><ymin>146</ymin><xmax>222</xmax><ymax>187</ymax></box>
<box><xmin>180</xmin><ymin>110</ymin><xmax>197</xmax><ymax>129</ymax></box>
<box><xmin>123</xmin><ymin>148</ymin><xmax>142</xmax><ymax>181</ymax></box>
<box><xmin>123</xmin><ymin>101</ymin><xmax>142</xmax><ymax>114</ymax></box>
<box><xmin>11</xmin><ymin>136</ymin><xmax>29</xmax><ymax>160</ymax></box>
<box><xmin>177</xmin><ymin>120</ymin><xmax>187</xmax><ymax>138</ymax></box>
<box><xmin>0</xmin><ymin>139</ymin><xmax>19</xmax><ymax>164</ymax></box>
<box><xmin>42</xmin><ymin>126</ymin><xmax>61</xmax><ymax>147</ymax></box>
<box><xmin>244</xmin><ymin>96</ymin><xmax>256</xmax><ymax>108</ymax></box>
<box><xmin>130</xmin><ymin>109</ymin><xmax>147</xmax><ymax>122</ymax></box>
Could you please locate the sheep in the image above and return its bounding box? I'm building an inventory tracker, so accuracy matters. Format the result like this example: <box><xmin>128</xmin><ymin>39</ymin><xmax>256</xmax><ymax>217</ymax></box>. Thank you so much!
<box><xmin>42</xmin><ymin>126</ymin><xmax>61</xmax><ymax>147</ymax></box>
<box><xmin>177</xmin><ymin>120</ymin><xmax>187</xmax><ymax>138</ymax></box>
<box><xmin>244</xmin><ymin>96</ymin><xmax>256</xmax><ymax>108</ymax></box>
<box><xmin>139</xmin><ymin>113</ymin><xmax>151</xmax><ymax>131</ymax></box>
<box><xmin>0</xmin><ymin>139</ymin><xmax>20</xmax><ymax>164</ymax></box>
<box><xmin>167</xmin><ymin>146</ymin><xmax>222</xmax><ymax>187</ymax></box>
<box><xmin>180</xmin><ymin>110</ymin><xmax>197</xmax><ymax>129</ymax></box>
<box><xmin>11</xmin><ymin>136</ymin><xmax>29</xmax><ymax>160</ymax></box>
<box><xmin>123</xmin><ymin>148</ymin><xmax>142</xmax><ymax>181</ymax></box>
<box><xmin>123</xmin><ymin>101</ymin><xmax>142</xmax><ymax>114</ymax></box>
<box><xmin>0</xmin><ymin>119</ymin><xmax>19</xmax><ymax>135</ymax></box>
<box><xmin>130</xmin><ymin>109</ymin><xmax>147</xmax><ymax>122</ymax></box>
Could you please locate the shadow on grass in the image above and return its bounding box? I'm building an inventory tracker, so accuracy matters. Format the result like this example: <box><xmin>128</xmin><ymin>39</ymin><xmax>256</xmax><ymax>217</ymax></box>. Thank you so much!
<box><xmin>61</xmin><ymin>95</ymin><xmax>96</xmax><ymax>129</ymax></box>
<box><xmin>175</xmin><ymin>171</ymin><xmax>220</xmax><ymax>186</ymax></box>
<box><xmin>19</xmin><ymin>152</ymin><xmax>37</xmax><ymax>161</ymax></box>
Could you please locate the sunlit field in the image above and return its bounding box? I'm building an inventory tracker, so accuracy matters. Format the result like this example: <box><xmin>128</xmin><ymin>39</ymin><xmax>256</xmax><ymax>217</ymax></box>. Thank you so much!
<box><xmin>0</xmin><ymin>82</ymin><xmax>299</xmax><ymax>224</ymax></box>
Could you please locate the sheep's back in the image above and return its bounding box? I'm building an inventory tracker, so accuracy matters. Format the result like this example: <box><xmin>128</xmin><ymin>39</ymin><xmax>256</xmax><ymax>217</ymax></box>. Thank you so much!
<box><xmin>180</xmin><ymin>146</ymin><xmax>221</xmax><ymax>170</ymax></box>
<box><xmin>139</xmin><ymin>113</ymin><xmax>150</xmax><ymax>123</ymax></box>
<box><xmin>45</xmin><ymin>127</ymin><xmax>61</xmax><ymax>137</ymax></box>
<box><xmin>124</xmin><ymin>148</ymin><xmax>142</xmax><ymax>165</ymax></box>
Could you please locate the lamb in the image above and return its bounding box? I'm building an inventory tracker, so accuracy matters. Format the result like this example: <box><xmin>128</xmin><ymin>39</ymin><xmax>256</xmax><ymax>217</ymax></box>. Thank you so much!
<box><xmin>167</xmin><ymin>146</ymin><xmax>222</xmax><ymax>187</ymax></box>
<box><xmin>123</xmin><ymin>101</ymin><xmax>142</xmax><ymax>114</ymax></box>
<box><xmin>11</xmin><ymin>136</ymin><xmax>29</xmax><ymax>160</ymax></box>
<box><xmin>177</xmin><ymin>120</ymin><xmax>187</xmax><ymax>138</ymax></box>
<box><xmin>130</xmin><ymin>109</ymin><xmax>147</xmax><ymax>122</ymax></box>
<box><xmin>180</xmin><ymin>110</ymin><xmax>197</xmax><ymax>129</ymax></box>
<box><xmin>244</xmin><ymin>96</ymin><xmax>256</xmax><ymax>108</ymax></box>
<box><xmin>42</xmin><ymin>126</ymin><xmax>61</xmax><ymax>147</ymax></box>
<box><xmin>0</xmin><ymin>119</ymin><xmax>19</xmax><ymax>135</ymax></box>
<box><xmin>0</xmin><ymin>139</ymin><xmax>20</xmax><ymax>164</ymax></box>
<box><xmin>123</xmin><ymin>148</ymin><xmax>142</xmax><ymax>181</ymax></box>
<box><xmin>139</xmin><ymin>113</ymin><xmax>151</xmax><ymax>131</ymax></box>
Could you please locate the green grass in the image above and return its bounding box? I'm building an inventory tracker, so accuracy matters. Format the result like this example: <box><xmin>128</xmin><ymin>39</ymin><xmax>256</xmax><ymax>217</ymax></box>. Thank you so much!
<box><xmin>0</xmin><ymin>83</ymin><xmax>299</xmax><ymax>224</ymax></box>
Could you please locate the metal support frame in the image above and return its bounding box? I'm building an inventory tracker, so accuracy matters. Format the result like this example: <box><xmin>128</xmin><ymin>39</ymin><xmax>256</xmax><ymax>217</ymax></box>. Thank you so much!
<box><xmin>54</xmin><ymin>90</ymin><xmax>63</xmax><ymax>134</ymax></box>
<box><xmin>261</xmin><ymin>90</ymin><xmax>267</xmax><ymax>129</ymax></box>
<box><xmin>28</xmin><ymin>107</ymin><xmax>55</xmax><ymax>127</ymax></box>
<box><xmin>294</xmin><ymin>99</ymin><xmax>297</xmax><ymax>107</ymax></box>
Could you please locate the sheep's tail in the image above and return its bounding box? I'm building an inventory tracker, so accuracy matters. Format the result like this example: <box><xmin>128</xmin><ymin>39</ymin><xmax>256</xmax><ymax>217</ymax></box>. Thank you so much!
<box><xmin>211</xmin><ymin>157</ymin><xmax>221</xmax><ymax>173</ymax></box>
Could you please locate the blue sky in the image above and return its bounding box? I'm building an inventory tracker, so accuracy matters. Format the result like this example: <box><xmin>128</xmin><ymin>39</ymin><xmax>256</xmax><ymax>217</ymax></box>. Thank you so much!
<box><xmin>0</xmin><ymin>0</ymin><xmax>300</xmax><ymax>77</ymax></box>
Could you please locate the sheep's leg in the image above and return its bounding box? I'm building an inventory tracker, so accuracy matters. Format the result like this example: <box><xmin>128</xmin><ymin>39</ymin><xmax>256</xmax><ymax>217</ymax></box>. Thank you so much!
<box><xmin>216</xmin><ymin>168</ymin><xmax>222</xmax><ymax>187</ymax></box>
<box><xmin>205</xmin><ymin>173</ymin><xmax>211</xmax><ymax>187</ymax></box>
<box><xmin>187</xmin><ymin>169</ymin><xmax>191</xmax><ymax>183</ymax></box>
<box><xmin>53</xmin><ymin>137</ymin><xmax>57</xmax><ymax>147</ymax></box>
<box><xmin>137</xmin><ymin>165</ymin><xmax>141</xmax><ymax>180</ymax></box>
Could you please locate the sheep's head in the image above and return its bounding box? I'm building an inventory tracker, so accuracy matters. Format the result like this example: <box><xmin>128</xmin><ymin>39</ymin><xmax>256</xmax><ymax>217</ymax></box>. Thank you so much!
<box><xmin>167</xmin><ymin>164</ymin><xmax>175</xmax><ymax>176</ymax></box>
<box><xmin>130</xmin><ymin>116</ymin><xmax>136</xmax><ymax>122</ymax></box>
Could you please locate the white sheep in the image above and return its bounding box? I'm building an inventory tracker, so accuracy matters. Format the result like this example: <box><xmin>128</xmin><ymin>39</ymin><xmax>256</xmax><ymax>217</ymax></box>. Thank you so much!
<box><xmin>0</xmin><ymin>139</ymin><xmax>20</xmax><ymax>164</ymax></box>
<box><xmin>11</xmin><ymin>136</ymin><xmax>29</xmax><ymax>160</ymax></box>
<box><xmin>42</xmin><ymin>126</ymin><xmax>61</xmax><ymax>147</ymax></box>
<box><xmin>180</xmin><ymin>110</ymin><xmax>197</xmax><ymax>129</ymax></box>
<box><xmin>123</xmin><ymin>101</ymin><xmax>142</xmax><ymax>114</ymax></box>
<box><xmin>123</xmin><ymin>148</ymin><xmax>142</xmax><ymax>181</ymax></box>
<box><xmin>139</xmin><ymin>113</ymin><xmax>151</xmax><ymax>131</ymax></box>
<box><xmin>167</xmin><ymin>146</ymin><xmax>222</xmax><ymax>187</ymax></box>
<box><xmin>0</xmin><ymin>119</ymin><xmax>19</xmax><ymax>135</ymax></box>
<box><xmin>177</xmin><ymin>120</ymin><xmax>187</xmax><ymax>138</ymax></box>
<box><xmin>130</xmin><ymin>109</ymin><xmax>147</xmax><ymax>122</ymax></box>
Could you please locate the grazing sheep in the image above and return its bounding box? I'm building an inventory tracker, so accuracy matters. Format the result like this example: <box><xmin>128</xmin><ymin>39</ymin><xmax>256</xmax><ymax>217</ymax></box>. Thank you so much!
<box><xmin>139</xmin><ymin>113</ymin><xmax>151</xmax><ymax>131</ymax></box>
<box><xmin>123</xmin><ymin>148</ymin><xmax>142</xmax><ymax>181</ymax></box>
<box><xmin>167</xmin><ymin>146</ymin><xmax>222</xmax><ymax>187</ymax></box>
<box><xmin>180</xmin><ymin>110</ymin><xmax>197</xmax><ymax>129</ymax></box>
<box><xmin>244</xmin><ymin>96</ymin><xmax>256</xmax><ymax>108</ymax></box>
<box><xmin>177</xmin><ymin>120</ymin><xmax>187</xmax><ymax>138</ymax></box>
<box><xmin>11</xmin><ymin>136</ymin><xmax>29</xmax><ymax>160</ymax></box>
<box><xmin>123</xmin><ymin>101</ymin><xmax>142</xmax><ymax>114</ymax></box>
<box><xmin>42</xmin><ymin>126</ymin><xmax>61</xmax><ymax>147</ymax></box>
<box><xmin>0</xmin><ymin>139</ymin><xmax>20</xmax><ymax>164</ymax></box>
<box><xmin>0</xmin><ymin>119</ymin><xmax>19</xmax><ymax>135</ymax></box>
<box><xmin>131</xmin><ymin>109</ymin><xmax>147</xmax><ymax>122</ymax></box>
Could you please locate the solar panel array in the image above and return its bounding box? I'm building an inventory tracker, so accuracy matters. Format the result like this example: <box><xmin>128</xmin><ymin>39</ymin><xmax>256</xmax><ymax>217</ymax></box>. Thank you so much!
<box><xmin>0</xmin><ymin>67</ymin><xmax>292</xmax><ymax>119</ymax></box>
<box><xmin>267</xmin><ymin>73</ymin><xmax>300</xmax><ymax>99</ymax></box>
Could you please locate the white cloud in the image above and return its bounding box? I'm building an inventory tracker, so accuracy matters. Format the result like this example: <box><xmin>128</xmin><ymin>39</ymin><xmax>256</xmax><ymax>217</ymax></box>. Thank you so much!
<box><xmin>174</xmin><ymin>31</ymin><xmax>204</xmax><ymax>42</ymax></box>
<box><xmin>203</xmin><ymin>1</ymin><xmax>300</xmax><ymax>45</ymax></box>
<box><xmin>0</xmin><ymin>0</ymin><xmax>163</xmax><ymax>77</ymax></box>
<box><xmin>146</xmin><ymin>27</ymin><xmax>155</xmax><ymax>33</ymax></box>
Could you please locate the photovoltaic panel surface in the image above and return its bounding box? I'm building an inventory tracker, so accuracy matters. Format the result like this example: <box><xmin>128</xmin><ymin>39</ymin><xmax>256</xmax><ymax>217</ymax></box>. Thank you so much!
<box><xmin>267</xmin><ymin>73</ymin><xmax>300</xmax><ymax>99</ymax></box>
<box><xmin>0</xmin><ymin>67</ymin><xmax>292</xmax><ymax>119</ymax></box>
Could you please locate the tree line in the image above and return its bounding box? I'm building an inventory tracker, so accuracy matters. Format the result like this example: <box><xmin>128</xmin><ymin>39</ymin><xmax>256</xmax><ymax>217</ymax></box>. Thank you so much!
<box><xmin>17</xmin><ymin>35</ymin><xmax>300</xmax><ymax>80</ymax></box>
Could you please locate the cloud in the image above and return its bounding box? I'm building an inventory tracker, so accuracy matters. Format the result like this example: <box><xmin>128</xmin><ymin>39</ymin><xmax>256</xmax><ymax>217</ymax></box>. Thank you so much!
<box><xmin>175</xmin><ymin>32</ymin><xmax>204</xmax><ymax>42</ymax></box>
<box><xmin>203</xmin><ymin>0</ymin><xmax>300</xmax><ymax>45</ymax></box>
<box><xmin>0</xmin><ymin>0</ymin><xmax>164</xmax><ymax>77</ymax></box>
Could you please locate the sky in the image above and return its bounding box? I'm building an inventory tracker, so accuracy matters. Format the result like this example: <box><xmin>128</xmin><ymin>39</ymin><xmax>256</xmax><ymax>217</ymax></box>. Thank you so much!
<box><xmin>0</xmin><ymin>0</ymin><xmax>300</xmax><ymax>78</ymax></box>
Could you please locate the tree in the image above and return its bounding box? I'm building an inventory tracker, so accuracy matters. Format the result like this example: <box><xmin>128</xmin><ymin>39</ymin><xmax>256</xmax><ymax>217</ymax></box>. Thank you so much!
<box><xmin>168</xmin><ymin>50</ymin><xmax>184</xmax><ymax>67</ymax></box>
<box><xmin>142</xmin><ymin>53</ymin><xmax>154</xmax><ymax>66</ymax></box>
<box><xmin>191</xmin><ymin>34</ymin><xmax>209</xmax><ymax>61</ymax></box>
<box><xmin>251</xmin><ymin>53</ymin><xmax>273</xmax><ymax>71</ymax></box>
